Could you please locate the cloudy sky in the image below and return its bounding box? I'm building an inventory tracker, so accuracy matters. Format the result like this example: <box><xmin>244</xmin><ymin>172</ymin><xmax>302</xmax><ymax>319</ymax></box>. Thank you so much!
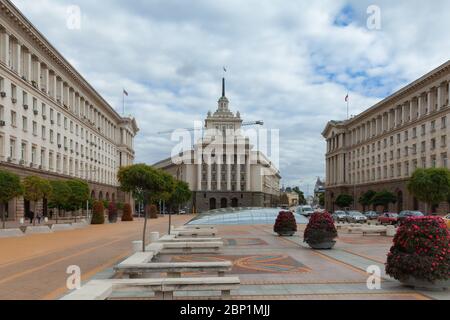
<box><xmin>11</xmin><ymin>0</ymin><xmax>450</xmax><ymax>195</ymax></box>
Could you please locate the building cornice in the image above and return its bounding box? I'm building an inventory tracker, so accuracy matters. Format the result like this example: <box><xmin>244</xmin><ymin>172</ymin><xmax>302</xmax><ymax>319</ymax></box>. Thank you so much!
<box><xmin>343</xmin><ymin>60</ymin><xmax>450</xmax><ymax>127</ymax></box>
<box><xmin>0</xmin><ymin>0</ymin><xmax>130</xmax><ymax>123</ymax></box>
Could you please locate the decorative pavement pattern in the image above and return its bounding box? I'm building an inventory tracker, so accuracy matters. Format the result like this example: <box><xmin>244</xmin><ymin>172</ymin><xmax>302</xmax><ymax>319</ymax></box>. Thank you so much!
<box><xmin>172</xmin><ymin>254</ymin><xmax>310</xmax><ymax>274</ymax></box>
<box><xmin>224</xmin><ymin>238</ymin><xmax>268</xmax><ymax>246</ymax></box>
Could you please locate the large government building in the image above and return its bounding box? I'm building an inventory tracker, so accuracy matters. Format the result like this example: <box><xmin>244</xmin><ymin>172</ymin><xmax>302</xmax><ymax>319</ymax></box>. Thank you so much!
<box><xmin>0</xmin><ymin>0</ymin><xmax>139</xmax><ymax>221</ymax></box>
<box><xmin>323</xmin><ymin>60</ymin><xmax>450</xmax><ymax>214</ymax></box>
<box><xmin>154</xmin><ymin>79</ymin><xmax>281</xmax><ymax>212</ymax></box>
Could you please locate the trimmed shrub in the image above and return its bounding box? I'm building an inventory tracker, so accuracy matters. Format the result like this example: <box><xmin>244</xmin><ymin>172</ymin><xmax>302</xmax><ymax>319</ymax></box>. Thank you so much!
<box><xmin>303</xmin><ymin>212</ymin><xmax>337</xmax><ymax>245</ymax></box>
<box><xmin>149</xmin><ymin>204</ymin><xmax>158</xmax><ymax>219</ymax></box>
<box><xmin>386</xmin><ymin>216</ymin><xmax>449</xmax><ymax>282</ymax></box>
<box><xmin>273</xmin><ymin>211</ymin><xmax>297</xmax><ymax>234</ymax></box>
<box><xmin>108</xmin><ymin>202</ymin><xmax>118</xmax><ymax>223</ymax></box>
<box><xmin>91</xmin><ymin>201</ymin><xmax>105</xmax><ymax>224</ymax></box>
<box><xmin>121</xmin><ymin>203</ymin><xmax>133</xmax><ymax>221</ymax></box>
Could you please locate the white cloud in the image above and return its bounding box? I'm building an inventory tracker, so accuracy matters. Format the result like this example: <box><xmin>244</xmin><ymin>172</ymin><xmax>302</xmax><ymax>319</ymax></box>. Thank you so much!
<box><xmin>11</xmin><ymin>0</ymin><xmax>450</xmax><ymax>194</ymax></box>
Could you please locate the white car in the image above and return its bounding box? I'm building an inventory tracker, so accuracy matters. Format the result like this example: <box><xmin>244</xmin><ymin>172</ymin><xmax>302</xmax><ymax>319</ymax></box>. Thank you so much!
<box><xmin>296</xmin><ymin>205</ymin><xmax>314</xmax><ymax>217</ymax></box>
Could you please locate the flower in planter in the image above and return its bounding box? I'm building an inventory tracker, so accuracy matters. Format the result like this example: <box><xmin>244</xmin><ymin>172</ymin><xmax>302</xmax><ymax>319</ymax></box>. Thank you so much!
<box><xmin>303</xmin><ymin>212</ymin><xmax>337</xmax><ymax>246</ymax></box>
<box><xmin>386</xmin><ymin>216</ymin><xmax>449</xmax><ymax>283</ymax></box>
<box><xmin>273</xmin><ymin>211</ymin><xmax>297</xmax><ymax>236</ymax></box>
<box><xmin>108</xmin><ymin>202</ymin><xmax>118</xmax><ymax>223</ymax></box>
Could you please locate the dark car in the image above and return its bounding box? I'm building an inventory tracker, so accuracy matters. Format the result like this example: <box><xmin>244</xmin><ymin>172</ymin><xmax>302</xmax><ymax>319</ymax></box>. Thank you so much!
<box><xmin>398</xmin><ymin>210</ymin><xmax>424</xmax><ymax>224</ymax></box>
<box><xmin>364</xmin><ymin>211</ymin><xmax>380</xmax><ymax>220</ymax></box>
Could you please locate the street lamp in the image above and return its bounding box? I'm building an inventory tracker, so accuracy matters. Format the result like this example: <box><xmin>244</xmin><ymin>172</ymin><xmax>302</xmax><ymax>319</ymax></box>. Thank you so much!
<box><xmin>79</xmin><ymin>168</ymin><xmax>98</xmax><ymax>223</ymax></box>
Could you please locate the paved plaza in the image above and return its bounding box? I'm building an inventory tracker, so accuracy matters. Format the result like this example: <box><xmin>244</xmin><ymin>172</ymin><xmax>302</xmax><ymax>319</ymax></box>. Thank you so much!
<box><xmin>106</xmin><ymin>223</ymin><xmax>449</xmax><ymax>300</ymax></box>
<box><xmin>1</xmin><ymin>217</ymin><xmax>448</xmax><ymax>300</ymax></box>
<box><xmin>0</xmin><ymin>215</ymin><xmax>192</xmax><ymax>300</ymax></box>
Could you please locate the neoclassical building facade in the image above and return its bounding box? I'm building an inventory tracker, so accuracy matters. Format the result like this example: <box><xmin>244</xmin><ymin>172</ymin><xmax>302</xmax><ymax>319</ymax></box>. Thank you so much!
<box><xmin>323</xmin><ymin>60</ymin><xmax>450</xmax><ymax>214</ymax></box>
<box><xmin>0</xmin><ymin>0</ymin><xmax>139</xmax><ymax>220</ymax></box>
<box><xmin>154</xmin><ymin>79</ymin><xmax>281</xmax><ymax>212</ymax></box>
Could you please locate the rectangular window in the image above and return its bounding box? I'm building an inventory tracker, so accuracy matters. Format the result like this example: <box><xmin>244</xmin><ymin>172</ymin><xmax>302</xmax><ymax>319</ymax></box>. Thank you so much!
<box><xmin>41</xmin><ymin>125</ymin><xmax>46</xmax><ymax>140</ymax></box>
<box><xmin>10</xmin><ymin>110</ymin><xmax>16</xmax><ymax>127</ymax></box>
<box><xmin>23</xmin><ymin>91</ymin><xmax>28</xmax><ymax>106</ymax></box>
<box><xmin>32</xmin><ymin>121</ymin><xmax>37</xmax><ymax>136</ymax></box>
<box><xmin>442</xmin><ymin>135</ymin><xmax>447</xmax><ymax>148</ymax></box>
<box><xmin>11</xmin><ymin>84</ymin><xmax>17</xmax><ymax>101</ymax></box>
<box><xmin>9</xmin><ymin>139</ymin><xmax>15</xmax><ymax>159</ymax></box>
<box><xmin>22</xmin><ymin>116</ymin><xmax>27</xmax><ymax>132</ymax></box>
<box><xmin>50</xmin><ymin>129</ymin><xmax>54</xmax><ymax>143</ymax></box>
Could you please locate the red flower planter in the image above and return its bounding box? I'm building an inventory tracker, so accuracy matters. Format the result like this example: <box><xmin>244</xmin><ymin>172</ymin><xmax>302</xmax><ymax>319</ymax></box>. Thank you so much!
<box><xmin>273</xmin><ymin>211</ymin><xmax>297</xmax><ymax>236</ymax></box>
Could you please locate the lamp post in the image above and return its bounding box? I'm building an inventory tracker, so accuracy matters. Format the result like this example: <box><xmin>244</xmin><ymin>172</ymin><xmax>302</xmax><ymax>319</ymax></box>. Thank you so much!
<box><xmin>79</xmin><ymin>168</ymin><xmax>98</xmax><ymax>223</ymax></box>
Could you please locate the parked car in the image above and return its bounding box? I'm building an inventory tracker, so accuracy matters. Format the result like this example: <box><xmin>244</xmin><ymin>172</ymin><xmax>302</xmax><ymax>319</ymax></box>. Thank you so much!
<box><xmin>378</xmin><ymin>213</ymin><xmax>398</xmax><ymax>225</ymax></box>
<box><xmin>297</xmin><ymin>205</ymin><xmax>314</xmax><ymax>217</ymax></box>
<box><xmin>178</xmin><ymin>209</ymin><xmax>187</xmax><ymax>214</ymax></box>
<box><xmin>444</xmin><ymin>214</ymin><xmax>450</xmax><ymax>228</ymax></box>
<box><xmin>332</xmin><ymin>210</ymin><xmax>348</xmax><ymax>222</ymax></box>
<box><xmin>398</xmin><ymin>210</ymin><xmax>424</xmax><ymax>224</ymax></box>
<box><xmin>345</xmin><ymin>211</ymin><xmax>368</xmax><ymax>223</ymax></box>
<box><xmin>364</xmin><ymin>211</ymin><xmax>380</xmax><ymax>220</ymax></box>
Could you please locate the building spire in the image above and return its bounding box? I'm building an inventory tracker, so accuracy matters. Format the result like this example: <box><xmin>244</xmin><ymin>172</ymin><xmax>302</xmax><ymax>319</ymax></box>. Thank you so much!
<box><xmin>222</xmin><ymin>77</ymin><xmax>225</xmax><ymax>97</ymax></box>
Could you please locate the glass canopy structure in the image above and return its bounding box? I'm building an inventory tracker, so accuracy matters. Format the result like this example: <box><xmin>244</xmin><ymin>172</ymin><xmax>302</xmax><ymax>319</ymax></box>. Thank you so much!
<box><xmin>187</xmin><ymin>207</ymin><xmax>308</xmax><ymax>225</ymax></box>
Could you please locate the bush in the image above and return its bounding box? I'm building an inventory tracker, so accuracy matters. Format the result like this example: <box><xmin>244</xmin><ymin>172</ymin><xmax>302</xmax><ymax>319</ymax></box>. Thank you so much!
<box><xmin>273</xmin><ymin>211</ymin><xmax>297</xmax><ymax>234</ymax></box>
<box><xmin>117</xmin><ymin>202</ymin><xmax>124</xmax><ymax>210</ymax></box>
<box><xmin>303</xmin><ymin>212</ymin><xmax>337</xmax><ymax>245</ymax></box>
<box><xmin>91</xmin><ymin>201</ymin><xmax>105</xmax><ymax>224</ymax></box>
<box><xmin>149</xmin><ymin>204</ymin><xmax>158</xmax><ymax>219</ymax></box>
<box><xmin>102</xmin><ymin>200</ymin><xmax>110</xmax><ymax>209</ymax></box>
<box><xmin>108</xmin><ymin>202</ymin><xmax>118</xmax><ymax>223</ymax></box>
<box><xmin>386</xmin><ymin>216</ymin><xmax>449</xmax><ymax>282</ymax></box>
<box><xmin>121</xmin><ymin>203</ymin><xmax>133</xmax><ymax>221</ymax></box>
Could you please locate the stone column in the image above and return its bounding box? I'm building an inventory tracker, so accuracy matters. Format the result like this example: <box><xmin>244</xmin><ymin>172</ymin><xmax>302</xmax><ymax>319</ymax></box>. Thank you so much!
<box><xmin>41</xmin><ymin>65</ymin><xmax>48</xmax><ymax>92</ymax></box>
<box><xmin>227</xmin><ymin>156</ymin><xmax>231</xmax><ymax>191</ymax></box>
<box><xmin>246</xmin><ymin>155</ymin><xmax>251</xmax><ymax>191</ymax></box>
<box><xmin>409</xmin><ymin>101</ymin><xmax>413</xmax><ymax>121</ymax></box>
<box><xmin>427</xmin><ymin>91</ymin><xmax>431</xmax><ymax>114</ymax></box>
<box><xmin>236</xmin><ymin>155</ymin><xmax>241</xmax><ymax>191</ymax></box>
<box><xmin>0</xmin><ymin>31</ymin><xmax>9</xmax><ymax>65</ymax></box>
<box><xmin>207</xmin><ymin>159</ymin><xmax>212</xmax><ymax>191</ymax></box>
<box><xmin>217</xmin><ymin>161</ymin><xmax>221</xmax><ymax>191</ymax></box>
<box><xmin>437</xmin><ymin>85</ymin><xmax>442</xmax><ymax>110</ymax></box>
<box><xmin>197</xmin><ymin>153</ymin><xmax>202</xmax><ymax>191</ymax></box>
<box><xmin>417</xmin><ymin>94</ymin><xmax>422</xmax><ymax>118</ymax></box>
<box><xmin>448</xmin><ymin>82</ymin><xmax>450</xmax><ymax>106</ymax></box>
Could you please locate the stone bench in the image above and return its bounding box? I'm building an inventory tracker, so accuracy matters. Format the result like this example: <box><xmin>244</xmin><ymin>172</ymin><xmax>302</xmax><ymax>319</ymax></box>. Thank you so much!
<box><xmin>158</xmin><ymin>234</ymin><xmax>222</xmax><ymax>243</ymax></box>
<box><xmin>174</xmin><ymin>230</ymin><xmax>217</xmax><ymax>237</ymax></box>
<box><xmin>51</xmin><ymin>223</ymin><xmax>74</xmax><ymax>231</ymax></box>
<box><xmin>24</xmin><ymin>225</ymin><xmax>52</xmax><ymax>234</ymax></box>
<box><xmin>362</xmin><ymin>227</ymin><xmax>387</xmax><ymax>236</ymax></box>
<box><xmin>118</xmin><ymin>251</ymin><xmax>155</xmax><ymax>266</ymax></box>
<box><xmin>0</xmin><ymin>228</ymin><xmax>24</xmax><ymax>238</ymax></box>
<box><xmin>175</xmin><ymin>225</ymin><xmax>216</xmax><ymax>230</ymax></box>
<box><xmin>115</xmin><ymin>261</ymin><xmax>233</xmax><ymax>278</ymax></box>
<box><xmin>61</xmin><ymin>277</ymin><xmax>240</xmax><ymax>300</ymax></box>
<box><xmin>161</xmin><ymin>241</ymin><xmax>223</xmax><ymax>254</ymax></box>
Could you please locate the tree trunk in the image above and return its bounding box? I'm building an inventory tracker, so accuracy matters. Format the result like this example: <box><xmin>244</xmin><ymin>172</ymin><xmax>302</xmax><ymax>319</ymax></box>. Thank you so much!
<box><xmin>142</xmin><ymin>203</ymin><xmax>149</xmax><ymax>252</ymax></box>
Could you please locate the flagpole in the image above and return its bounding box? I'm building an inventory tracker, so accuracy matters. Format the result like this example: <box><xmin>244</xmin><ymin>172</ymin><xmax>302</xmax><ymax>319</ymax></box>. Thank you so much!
<box><xmin>122</xmin><ymin>90</ymin><xmax>125</xmax><ymax>116</ymax></box>
<box><xmin>346</xmin><ymin>92</ymin><xmax>349</xmax><ymax>120</ymax></box>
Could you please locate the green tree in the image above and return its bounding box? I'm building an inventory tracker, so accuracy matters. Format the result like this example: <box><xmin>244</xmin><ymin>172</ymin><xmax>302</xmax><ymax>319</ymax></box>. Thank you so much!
<box><xmin>65</xmin><ymin>179</ymin><xmax>89</xmax><ymax>217</ymax></box>
<box><xmin>117</xmin><ymin>164</ymin><xmax>175</xmax><ymax>251</ymax></box>
<box><xmin>48</xmin><ymin>180</ymin><xmax>71</xmax><ymax>222</ymax></box>
<box><xmin>0</xmin><ymin>170</ymin><xmax>23</xmax><ymax>228</ymax></box>
<box><xmin>335</xmin><ymin>194</ymin><xmax>353</xmax><ymax>209</ymax></box>
<box><xmin>371</xmin><ymin>190</ymin><xmax>397</xmax><ymax>212</ymax></box>
<box><xmin>408</xmin><ymin>168</ymin><xmax>450</xmax><ymax>214</ymax></box>
<box><xmin>318</xmin><ymin>193</ymin><xmax>325</xmax><ymax>207</ymax></box>
<box><xmin>23</xmin><ymin>176</ymin><xmax>52</xmax><ymax>225</ymax></box>
<box><xmin>292</xmin><ymin>187</ymin><xmax>306</xmax><ymax>205</ymax></box>
<box><xmin>280</xmin><ymin>193</ymin><xmax>289</xmax><ymax>206</ymax></box>
<box><xmin>358</xmin><ymin>190</ymin><xmax>376</xmax><ymax>212</ymax></box>
<box><xmin>169</xmin><ymin>180</ymin><xmax>192</xmax><ymax>211</ymax></box>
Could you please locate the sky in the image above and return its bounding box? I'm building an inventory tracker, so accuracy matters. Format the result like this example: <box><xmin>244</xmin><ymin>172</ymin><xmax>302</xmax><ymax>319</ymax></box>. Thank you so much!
<box><xmin>11</xmin><ymin>0</ymin><xmax>450</xmax><ymax>195</ymax></box>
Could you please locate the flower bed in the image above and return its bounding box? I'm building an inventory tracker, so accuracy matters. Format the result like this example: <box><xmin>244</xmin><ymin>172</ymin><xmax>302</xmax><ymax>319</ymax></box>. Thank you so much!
<box><xmin>303</xmin><ymin>212</ymin><xmax>337</xmax><ymax>249</ymax></box>
<box><xmin>273</xmin><ymin>211</ymin><xmax>297</xmax><ymax>236</ymax></box>
<box><xmin>386</xmin><ymin>216</ymin><xmax>449</xmax><ymax>285</ymax></box>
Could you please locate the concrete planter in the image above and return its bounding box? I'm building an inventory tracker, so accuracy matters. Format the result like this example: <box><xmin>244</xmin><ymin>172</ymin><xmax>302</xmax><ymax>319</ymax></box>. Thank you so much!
<box><xmin>400</xmin><ymin>277</ymin><xmax>450</xmax><ymax>291</ymax></box>
<box><xmin>276</xmin><ymin>230</ymin><xmax>296</xmax><ymax>237</ymax></box>
<box><xmin>307</xmin><ymin>240</ymin><xmax>336</xmax><ymax>250</ymax></box>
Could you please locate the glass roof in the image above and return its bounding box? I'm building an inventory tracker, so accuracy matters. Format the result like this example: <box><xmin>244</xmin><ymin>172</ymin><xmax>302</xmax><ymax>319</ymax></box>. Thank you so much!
<box><xmin>187</xmin><ymin>207</ymin><xmax>308</xmax><ymax>225</ymax></box>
